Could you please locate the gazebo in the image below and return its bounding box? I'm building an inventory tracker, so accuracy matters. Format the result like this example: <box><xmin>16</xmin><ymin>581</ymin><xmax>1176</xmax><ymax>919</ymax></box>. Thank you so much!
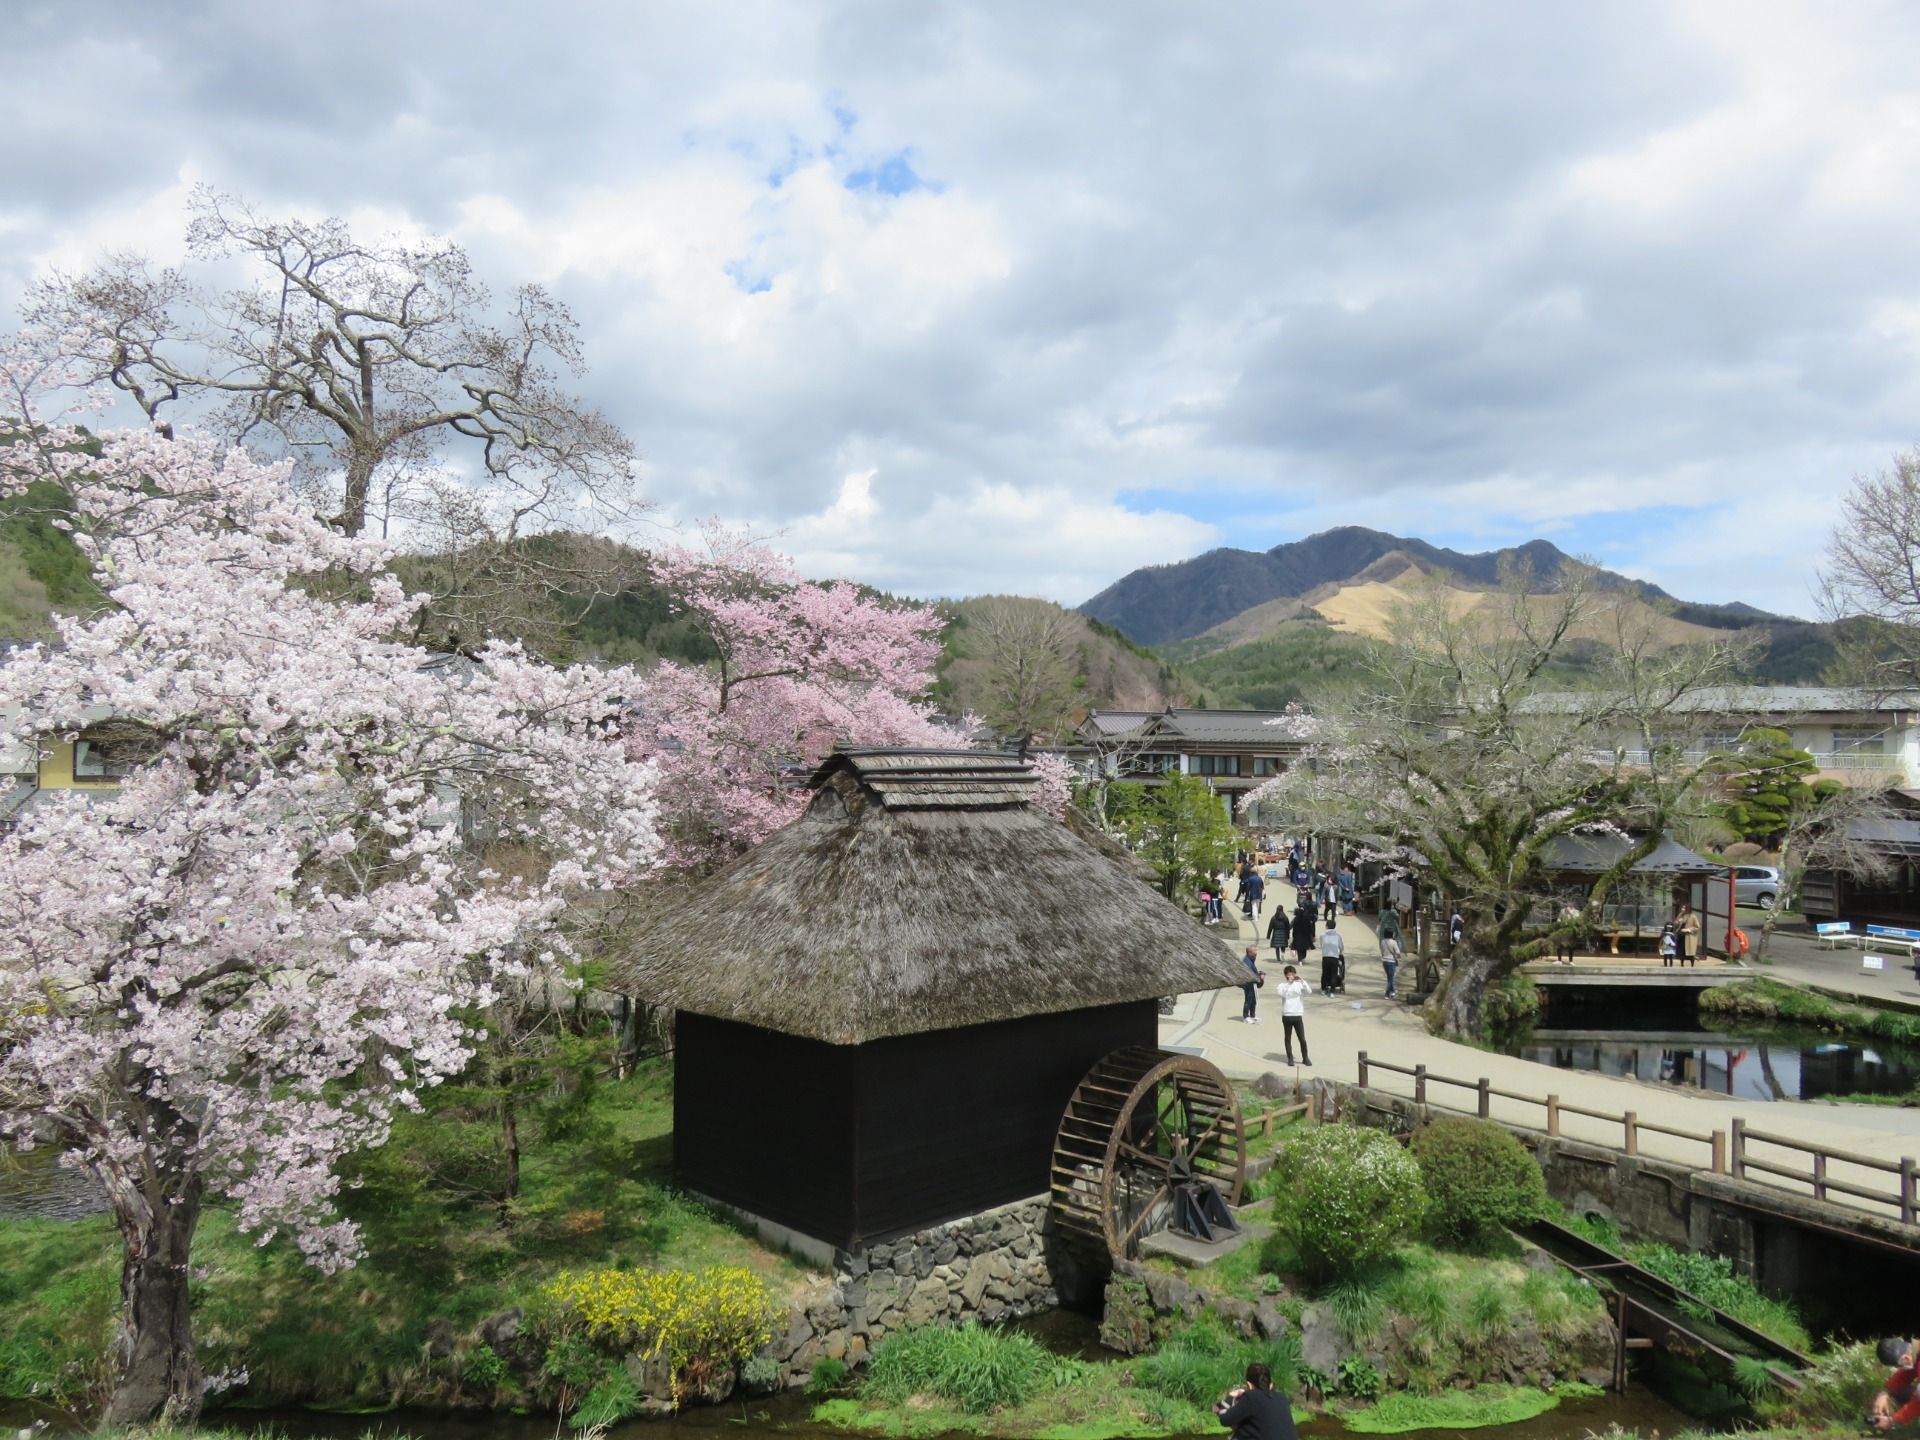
<box><xmin>614</xmin><ymin>748</ymin><xmax>1249</xmax><ymax>1260</ymax></box>
<box><xmin>1537</xmin><ymin>832</ymin><xmax>1727</xmax><ymax>955</ymax></box>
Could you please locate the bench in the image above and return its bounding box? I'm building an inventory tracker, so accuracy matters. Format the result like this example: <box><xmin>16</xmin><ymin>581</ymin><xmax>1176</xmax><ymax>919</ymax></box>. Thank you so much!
<box><xmin>1815</xmin><ymin>921</ymin><xmax>1860</xmax><ymax>949</ymax></box>
<box><xmin>1865</xmin><ymin>924</ymin><xmax>1920</xmax><ymax>958</ymax></box>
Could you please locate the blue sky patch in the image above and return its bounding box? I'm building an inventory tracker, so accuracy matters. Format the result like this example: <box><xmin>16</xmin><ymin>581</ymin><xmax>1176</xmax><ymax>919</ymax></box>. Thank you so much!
<box><xmin>846</xmin><ymin>150</ymin><xmax>932</xmax><ymax>196</ymax></box>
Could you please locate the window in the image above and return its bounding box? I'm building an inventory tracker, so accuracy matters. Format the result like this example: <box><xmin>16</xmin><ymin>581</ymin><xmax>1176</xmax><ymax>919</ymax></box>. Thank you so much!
<box><xmin>1123</xmin><ymin>752</ymin><xmax>1178</xmax><ymax>776</ymax></box>
<box><xmin>1192</xmin><ymin>754</ymin><xmax>1239</xmax><ymax>776</ymax></box>
<box><xmin>1251</xmin><ymin>756</ymin><xmax>1284</xmax><ymax>777</ymax></box>
<box><xmin>71</xmin><ymin>737</ymin><xmax>136</xmax><ymax>779</ymax></box>
<box><xmin>1833</xmin><ymin>726</ymin><xmax>1889</xmax><ymax>754</ymax></box>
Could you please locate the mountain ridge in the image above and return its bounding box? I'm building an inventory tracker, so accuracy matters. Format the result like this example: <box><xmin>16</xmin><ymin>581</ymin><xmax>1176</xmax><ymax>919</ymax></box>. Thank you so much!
<box><xmin>1079</xmin><ymin>525</ymin><xmax>1791</xmax><ymax>647</ymax></box>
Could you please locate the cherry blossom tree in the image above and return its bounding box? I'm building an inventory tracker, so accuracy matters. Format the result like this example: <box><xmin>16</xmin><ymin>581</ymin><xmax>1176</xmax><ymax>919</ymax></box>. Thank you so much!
<box><xmin>0</xmin><ymin>355</ymin><xmax>660</xmax><ymax>1423</ymax></box>
<box><xmin>1246</xmin><ymin>564</ymin><xmax>1746</xmax><ymax>1039</ymax></box>
<box><xmin>627</xmin><ymin>522</ymin><xmax>950</xmax><ymax>867</ymax></box>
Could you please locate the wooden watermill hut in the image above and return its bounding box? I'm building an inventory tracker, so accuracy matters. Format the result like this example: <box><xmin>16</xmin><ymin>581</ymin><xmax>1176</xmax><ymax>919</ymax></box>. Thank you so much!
<box><xmin>613</xmin><ymin>748</ymin><xmax>1249</xmax><ymax>1258</ymax></box>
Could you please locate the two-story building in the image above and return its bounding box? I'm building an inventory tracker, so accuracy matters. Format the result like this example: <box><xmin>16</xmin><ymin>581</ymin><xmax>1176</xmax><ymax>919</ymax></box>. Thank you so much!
<box><xmin>1074</xmin><ymin>707</ymin><xmax>1307</xmax><ymax>820</ymax></box>
<box><xmin>1521</xmin><ymin>686</ymin><xmax>1920</xmax><ymax>787</ymax></box>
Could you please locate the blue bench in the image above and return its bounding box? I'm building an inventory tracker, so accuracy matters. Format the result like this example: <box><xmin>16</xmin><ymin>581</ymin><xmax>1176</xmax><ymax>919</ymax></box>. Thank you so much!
<box><xmin>1815</xmin><ymin>921</ymin><xmax>1859</xmax><ymax>949</ymax></box>
<box><xmin>1866</xmin><ymin>924</ymin><xmax>1920</xmax><ymax>956</ymax></box>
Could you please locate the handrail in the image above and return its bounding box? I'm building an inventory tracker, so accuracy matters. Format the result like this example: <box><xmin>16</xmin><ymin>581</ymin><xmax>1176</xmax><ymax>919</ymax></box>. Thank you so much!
<box><xmin>1357</xmin><ymin>1051</ymin><xmax>1918</xmax><ymax>1224</ymax></box>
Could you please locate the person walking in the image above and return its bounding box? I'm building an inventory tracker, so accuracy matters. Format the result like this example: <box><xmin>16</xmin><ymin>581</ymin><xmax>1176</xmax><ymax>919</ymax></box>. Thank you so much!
<box><xmin>1336</xmin><ymin>862</ymin><xmax>1357</xmax><ymax>916</ymax></box>
<box><xmin>1380</xmin><ymin>931</ymin><xmax>1402</xmax><ymax>999</ymax></box>
<box><xmin>1244</xmin><ymin>866</ymin><xmax>1266</xmax><ymax>925</ymax></box>
<box><xmin>1277</xmin><ymin>966</ymin><xmax>1311</xmax><ymax>1067</ymax></box>
<box><xmin>1239</xmin><ymin>945</ymin><xmax>1263</xmax><ymax>1024</ymax></box>
<box><xmin>1554</xmin><ymin>901</ymin><xmax>1580</xmax><ymax>965</ymax></box>
<box><xmin>1319</xmin><ymin>917</ymin><xmax>1345</xmax><ymax>995</ymax></box>
<box><xmin>1677</xmin><ymin>902</ymin><xmax>1701</xmax><ymax>968</ymax></box>
<box><xmin>1378</xmin><ymin>904</ymin><xmax>1402</xmax><ymax>948</ymax></box>
<box><xmin>1315</xmin><ymin>866</ymin><xmax>1336</xmax><ymax>924</ymax></box>
<box><xmin>1448</xmin><ymin>908</ymin><xmax>1465</xmax><ymax>958</ymax></box>
<box><xmin>1265</xmin><ymin>903</ymin><xmax>1291</xmax><ymax>959</ymax></box>
<box><xmin>1289</xmin><ymin>900</ymin><xmax>1317</xmax><ymax>967</ymax></box>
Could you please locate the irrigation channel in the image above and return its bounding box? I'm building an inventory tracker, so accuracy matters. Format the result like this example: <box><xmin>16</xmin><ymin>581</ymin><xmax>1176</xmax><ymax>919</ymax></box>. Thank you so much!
<box><xmin>1501</xmin><ymin>987</ymin><xmax>1920</xmax><ymax>1101</ymax></box>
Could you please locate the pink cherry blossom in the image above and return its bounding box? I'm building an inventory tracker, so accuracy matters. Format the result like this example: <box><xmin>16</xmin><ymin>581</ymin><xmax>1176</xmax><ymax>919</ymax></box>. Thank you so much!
<box><xmin>0</xmin><ymin>342</ymin><xmax>661</xmax><ymax>1420</ymax></box>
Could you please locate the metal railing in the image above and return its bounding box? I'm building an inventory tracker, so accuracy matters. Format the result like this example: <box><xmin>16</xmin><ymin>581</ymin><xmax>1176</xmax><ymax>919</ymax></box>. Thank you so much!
<box><xmin>1356</xmin><ymin>1052</ymin><xmax>1918</xmax><ymax>1225</ymax></box>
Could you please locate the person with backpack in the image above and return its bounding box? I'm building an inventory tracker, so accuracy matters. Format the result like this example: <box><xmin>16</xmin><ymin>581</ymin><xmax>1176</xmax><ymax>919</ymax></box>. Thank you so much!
<box><xmin>1238</xmin><ymin>945</ymin><xmax>1263</xmax><ymax>1024</ymax></box>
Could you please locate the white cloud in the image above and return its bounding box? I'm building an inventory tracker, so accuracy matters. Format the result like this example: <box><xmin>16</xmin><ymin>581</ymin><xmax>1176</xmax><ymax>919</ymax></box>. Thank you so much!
<box><xmin>2</xmin><ymin>1</ymin><xmax>1918</xmax><ymax>621</ymax></box>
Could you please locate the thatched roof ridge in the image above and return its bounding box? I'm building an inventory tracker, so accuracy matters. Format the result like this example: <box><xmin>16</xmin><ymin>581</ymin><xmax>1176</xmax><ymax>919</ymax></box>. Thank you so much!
<box><xmin>613</xmin><ymin>747</ymin><xmax>1248</xmax><ymax>1045</ymax></box>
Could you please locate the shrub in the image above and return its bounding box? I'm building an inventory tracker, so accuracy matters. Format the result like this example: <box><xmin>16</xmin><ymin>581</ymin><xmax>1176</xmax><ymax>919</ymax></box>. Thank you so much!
<box><xmin>1338</xmin><ymin>1355</ymin><xmax>1384</xmax><ymax>1399</ymax></box>
<box><xmin>863</xmin><ymin>1322</ymin><xmax>1049</xmax><ymax>1413</ymax></box>
<box><xmin>1270</xmin><ymin>1124</ymin><xmax>1425</xmax><ymax>1280</ymax></box>
<box><xmin>1482</xmin><ymin>973</ymin><xmax>1542</xmax><ymax>1043</ymax></box>
<box><xmin>808</xmin><ymin>1355</ymin><xmax>850</xmax><ymax>1395</ymax></box>
<box><xmin>537</xmin><ymin>1264</ymin><xmax>782</xmax><ymax>1400</ymax></box>
<box><xmin>461</xmin><ymin>1342</ymin><xmax>510</xmax><ymax>1389</ymax></box>
<box><xmin>741</xmin><ymin>1353</ymin><xmax>781</xmax><ymax>1393</ymax></box>
<box><xmin>1411</xmin><ymin>1117</ymin><xmax>1547</xmax><ymax>1243</ymax></box>
<box><xmin>1625</xmin><ymin>1245</ymin><xmax>1810</xmax><ymax>1352</ymax></box>
<box><xmin>572</xmin><ymin>1367</ymin><xmax>642</xmax><ymax>1428</ymax></box>
<box><xmin>1132</xmin><ymin>1319</ymin><xmax>1300</xmax><ymax>1405</ymax></box>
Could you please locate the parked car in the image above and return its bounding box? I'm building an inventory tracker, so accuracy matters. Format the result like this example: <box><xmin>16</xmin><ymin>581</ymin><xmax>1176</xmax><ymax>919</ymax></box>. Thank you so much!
<box><xmin>1723</xmin><ymin>864</ymin><xmax>1783</xmax><ymax>910</ymax></box>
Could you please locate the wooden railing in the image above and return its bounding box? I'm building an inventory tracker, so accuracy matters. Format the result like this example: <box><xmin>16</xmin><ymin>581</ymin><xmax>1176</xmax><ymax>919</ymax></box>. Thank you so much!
<box><xmin>1356</xmin><ymin>1052</ymin><xmax>1918</xmax><ymax>1225</ymax></box>
<box><xmin>1243</xmin><ymin>1098</ymin><xmax>1312</xmax><ymax>1139</ymax></box>
<box><xmin>1730</xmin><ymin>1118</ymin><xmax>1919</xmax><ymax>1222</ymax></box>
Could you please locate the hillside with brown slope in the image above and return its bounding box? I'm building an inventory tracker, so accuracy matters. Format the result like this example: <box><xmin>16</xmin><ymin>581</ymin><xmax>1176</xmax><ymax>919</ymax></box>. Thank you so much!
<box><xmin>1196</xmin><ymin>553</ymin><xmax>1730</xmax><ymax>651</ymax></box>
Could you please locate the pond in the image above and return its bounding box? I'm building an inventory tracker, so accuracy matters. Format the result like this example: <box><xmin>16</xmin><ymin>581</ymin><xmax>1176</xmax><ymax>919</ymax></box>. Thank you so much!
<box><xmin>0</xmin><ymin>1144</ymin><xmax>107</xmax><ymax>1221</ymax></box>
<box><xmin>1505</xmin><ymin>990</ymin><xmax>1920</xmax><ymax>1102</ymax></box>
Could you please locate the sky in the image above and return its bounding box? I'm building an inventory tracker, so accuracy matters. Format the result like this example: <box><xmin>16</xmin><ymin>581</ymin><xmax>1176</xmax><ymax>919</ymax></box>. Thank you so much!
<box><xmin>3</xmin><ymin>2</ymin><xmax>1917</xmax><ymax>621</ymax></box>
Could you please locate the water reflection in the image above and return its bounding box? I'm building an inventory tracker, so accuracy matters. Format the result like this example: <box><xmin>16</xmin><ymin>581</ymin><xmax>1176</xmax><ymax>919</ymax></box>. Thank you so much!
<box><xmin>1510</xmin><ymin>1026</ymin><xmax>1920</xmax><ymax>1102</ymax></box>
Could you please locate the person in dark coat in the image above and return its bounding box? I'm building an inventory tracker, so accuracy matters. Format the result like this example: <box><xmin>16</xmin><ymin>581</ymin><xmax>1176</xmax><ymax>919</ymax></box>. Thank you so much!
<box><xmin>1288</xmin><ymin>902</ymin><xmax>1317</xmax><ymax>965</ymax></box>
<box><xmin>1265</xmin><ymin>904</ymin><xmax>1291</xmax><ymax>958</ymax></box>
<box><xmin>1215</xmin><ymin>1363</ymin><xmax>1297</xmax><ymax>1440</ymax></box>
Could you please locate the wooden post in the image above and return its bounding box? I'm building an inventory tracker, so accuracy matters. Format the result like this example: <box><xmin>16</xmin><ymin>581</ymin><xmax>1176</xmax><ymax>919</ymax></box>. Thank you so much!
<box><xmin>1711</xmin><ymin>1129</ymin><xmax>1726</xmax><ymax>1175</ymax></box>
<box><xmin>1546</xmin><ymin>1095</ymin><xmax>1561</xmax><ymax>1138</ymax></box>
<box><xmin>1903</xmin><ymin>1157</ymin><xmax>1917</xmax><ymax>1226</ymax></box>
<box><xmin>1613</xmin><ymin>1291</ymin><xmax>1630</xmax><ymax>1393</ymax></box>
<box><xmin>1414</xmin><ymin>1064</ymin><xmax>1427</xmax><ymax>1105</ymax></box>
<box><xmin>1477</xmin><ymin>1077</ymin><xmax>1491</xmax><ymax>1119</ymax></box>
<box><xmin>1730</xmin><ymin>1118</ymin><xmax>1746</xmax><ymax>1180</ymax></box>
<box><xmin>1623</xmin><ymin>1111</ymin><xmax>1638</xmax><ymax>1156</ymax></box>
<box><xmin>1812</xmin><ymin>1152</ymin><xmax>1828</xmax><ymax>1203</ymax></box>
<box><xmin>1357</xmin><ymin>1050</ymin><xmax>1369</xmax><ymax>1087</ymax></box>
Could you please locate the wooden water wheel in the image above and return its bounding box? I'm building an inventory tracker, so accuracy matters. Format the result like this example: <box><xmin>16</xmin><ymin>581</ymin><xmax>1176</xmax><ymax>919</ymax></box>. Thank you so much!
<box><xmin>1049</xmin><ymin>1046</ymin><xmax>1246</xmax><ymax>1259</ymax></box>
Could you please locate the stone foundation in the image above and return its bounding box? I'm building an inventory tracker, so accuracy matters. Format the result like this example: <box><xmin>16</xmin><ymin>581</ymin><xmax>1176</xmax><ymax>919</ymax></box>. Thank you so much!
<box><xmin>769</xmin><ymin>1195</ymin><xmax>1071</xmax><ymax>1385</ymax></box>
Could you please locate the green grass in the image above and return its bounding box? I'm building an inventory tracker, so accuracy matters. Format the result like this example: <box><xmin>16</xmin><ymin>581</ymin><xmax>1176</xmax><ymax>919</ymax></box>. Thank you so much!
<box><xmin>1341</xmin><ymin>1384</ymin><xmax>1563</xmax><ymax>1432</ymax></box>
<box><xmin>1700</xmin><ymin>977</ymin><xmax>1920</xmax><ymax>1047</ymax></box>
<box><xmin>865</xmin><ymin>1324</ymin><xmax>1049</xmax><ymax>1414</ymax></box>
<box><xmin>0</xmin><ymin>1059</ymin><xmax>812</xmax><ymax>1409</ymax></box>
<box><xmin>1626</xmin><ymin>1244</ymin><xmax>1811</xmax><ymax>1352</ymax></box>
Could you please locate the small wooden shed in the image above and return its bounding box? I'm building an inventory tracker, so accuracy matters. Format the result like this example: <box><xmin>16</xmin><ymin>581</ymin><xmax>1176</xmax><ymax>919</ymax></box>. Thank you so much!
<box><xmin>613</xmin><ymin>748</ymin><xmax>1248</xmax><ymax>1254</ymax></box>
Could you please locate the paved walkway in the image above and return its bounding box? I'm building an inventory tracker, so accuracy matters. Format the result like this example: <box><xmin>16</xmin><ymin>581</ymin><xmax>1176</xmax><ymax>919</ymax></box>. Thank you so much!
<box><xmin>1165</xmin><ymin>898</ymin><xmax>1920</xmax><ymax>1222</ymax></box>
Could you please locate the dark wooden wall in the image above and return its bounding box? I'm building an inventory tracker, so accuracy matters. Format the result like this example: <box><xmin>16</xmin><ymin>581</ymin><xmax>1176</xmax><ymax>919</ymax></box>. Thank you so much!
<box><xmin>851</xmin><ymin>999</ymin><xmax>1156</xmax><ymax>1244</ymax></box>
<box><xmin>673</xmin><ymin>1011</ymin><xmax>856</xmax><ymax>1244</ymax></box>
<box><xmin>673</xmin><ymin>1000</ymin><xmax>1157</xmax><ymax>1250</ymax></box>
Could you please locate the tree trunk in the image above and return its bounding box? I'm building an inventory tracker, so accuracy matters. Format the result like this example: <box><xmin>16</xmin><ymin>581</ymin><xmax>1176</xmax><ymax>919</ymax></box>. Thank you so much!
<box><xmin>500</xmin><ymin>1085</ymin><xmax>521</xmax><ymax>1218</ymax></box>
<box><xmin>102</xmin><ymin>1175</ymin><xmax>204</xmax><ymax>1426</ymax></box>
<box><xmin>1429</xmin><ymin>949</ymin><xmax>1503</xmax><ymax>1040</ymax></box>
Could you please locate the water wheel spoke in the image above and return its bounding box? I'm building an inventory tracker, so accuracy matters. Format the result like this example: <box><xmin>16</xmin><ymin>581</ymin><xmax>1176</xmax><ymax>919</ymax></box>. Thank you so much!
<box><xmin>1116</xmin><ymin>1183</ymin><xmax>1172</xmax><ymax>1253</ymax></box>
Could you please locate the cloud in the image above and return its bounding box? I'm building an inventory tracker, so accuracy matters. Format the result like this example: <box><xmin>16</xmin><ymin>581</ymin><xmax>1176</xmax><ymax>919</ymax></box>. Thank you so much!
<box><xmin>1</xmin><ymin>1</ymin><xmax>1917</xmax><ymax>620</ymax></box>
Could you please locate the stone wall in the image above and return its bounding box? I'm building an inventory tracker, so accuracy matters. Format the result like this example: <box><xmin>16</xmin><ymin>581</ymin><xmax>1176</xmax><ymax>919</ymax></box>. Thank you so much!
<box><xmin>769</xmin><ymin>1195</ymin><xmax>1063</xmax><ymax>1386</ymax></box>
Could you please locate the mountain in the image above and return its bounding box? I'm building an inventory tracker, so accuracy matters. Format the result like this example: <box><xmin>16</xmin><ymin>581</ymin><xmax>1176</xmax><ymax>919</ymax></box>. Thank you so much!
<box><xmin>1078</xmin><ymin>525</ymin><xmax>1784</xmax><ymax>647</ymax></box>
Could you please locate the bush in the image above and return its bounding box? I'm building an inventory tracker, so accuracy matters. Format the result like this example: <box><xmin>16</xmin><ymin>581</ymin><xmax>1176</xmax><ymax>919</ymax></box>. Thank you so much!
<box><xmin>537</xmin><ymin>1264</ymin><xmax>782</xmax><ymax>1401</ymax></box>
<box><xmin>571</xmin><ymin>1368</ymin><xmax>642</xmax><ymax>1428</ymax></box>
<box><xmin>461</xmin><ymin>1342</ymin><xmax>510</xmax><ymax>1389</ymax></box>
<box><xmin>1270</xmin><ymin>1125</ymin><xmax>1425</xmax><ymax>1280</ymax></box>
<box><xmin>808</xmin><ymin>1355</ymin><xmax>850</xmax><ymax>1395</ymax></box>
<box><xmin>1625</xmin><ymin>1245</ymin><xmax>1810</xmax><ymax>1352</ymax></box>
<box><xmin>741</xmin><ymin>1352</ymin><xmax>781</xmax><ymax>1393</ymax></box>
<box><xmin>863</xmin><ymin>1322</ymin><xmax>1049</xmax><ymax>1413</ymax></box>
<box><xmin>1412</xmin><ymin>1117</ymin><xmax>1548</xmax><ymax>1243</ymax></box>
<box><xmin>1338</xmin><ymin>1355</ymin><xmax>1384</xmax><ymax>1399</ymax></box>
<box><xmin>1132</xmin><ymin>1319</ymin><xmax>1301</xmax><ymax>1405</ymax></box>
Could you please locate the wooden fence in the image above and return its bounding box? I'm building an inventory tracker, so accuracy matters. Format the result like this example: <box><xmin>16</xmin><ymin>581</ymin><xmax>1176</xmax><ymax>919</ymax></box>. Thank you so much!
<box><xmin>1356</xmin><ymin>1051</ymin><xmax>1919</xmax><ymax>1226</ymax></box>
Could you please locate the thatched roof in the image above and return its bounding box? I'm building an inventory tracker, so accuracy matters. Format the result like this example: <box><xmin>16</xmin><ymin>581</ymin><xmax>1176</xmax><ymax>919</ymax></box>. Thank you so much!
<box><xmin>612</xmin><ymin>748</ymin><xmax>1249</xmax><ymax>1045</ymax></box>
<box><xmin>1539</xmin><ymin>832</ymin><xmax>1718</xmax><ymax>876</ymax></box>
